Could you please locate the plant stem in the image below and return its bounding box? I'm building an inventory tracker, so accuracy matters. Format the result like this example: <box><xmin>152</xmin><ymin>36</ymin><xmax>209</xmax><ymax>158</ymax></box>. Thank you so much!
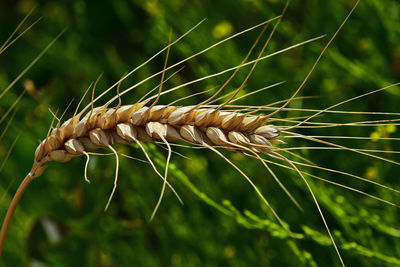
<box><xmin>0</xmin><ymin>164</ymin><xmax>42</xmax><ymax>257</ymax></box>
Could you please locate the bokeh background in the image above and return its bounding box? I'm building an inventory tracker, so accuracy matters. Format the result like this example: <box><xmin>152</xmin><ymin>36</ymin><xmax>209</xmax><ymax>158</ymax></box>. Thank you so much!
<box><xmin>0</xmin><ymin>0</ymin><xmax>400</xmax><ymax>266</ymax></box>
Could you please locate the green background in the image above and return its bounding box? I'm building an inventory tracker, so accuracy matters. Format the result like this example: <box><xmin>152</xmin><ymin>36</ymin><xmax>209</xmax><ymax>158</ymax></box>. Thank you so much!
<box><xmin>0</xmin><ymin>0</ymin><xmax>400</xmax><ymax>266</ymax></box>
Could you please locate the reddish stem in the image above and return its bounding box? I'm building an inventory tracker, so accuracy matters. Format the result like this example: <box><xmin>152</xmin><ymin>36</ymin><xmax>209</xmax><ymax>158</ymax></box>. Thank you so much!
<box><xmin>0</xmin><ymin>164</ymin><xmax>42</xmax><ymax>257</ymax></box>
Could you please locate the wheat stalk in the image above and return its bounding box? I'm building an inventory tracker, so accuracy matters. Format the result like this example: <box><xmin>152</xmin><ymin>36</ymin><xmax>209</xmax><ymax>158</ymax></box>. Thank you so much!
<box><xmin>0</xmin><ymin>0</ymin><xmax>344</xmax><ymax>262</ymax></box>
<box><xmin>2</xmin><ymin>0</ymin><xmax>400</xmax><ymax>265</ymax></box>
<box><xmin>0</xmin><ymin>10</ymin><xmax>283</xmax><ymax>259</ymax></box>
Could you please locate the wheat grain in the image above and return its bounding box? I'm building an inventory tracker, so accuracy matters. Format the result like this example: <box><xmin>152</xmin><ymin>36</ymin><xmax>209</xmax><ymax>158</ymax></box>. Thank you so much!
<box><xmin>35</xmin><ymin>103</ymin><xmax>279</xmax><ymax>163</ymax></box>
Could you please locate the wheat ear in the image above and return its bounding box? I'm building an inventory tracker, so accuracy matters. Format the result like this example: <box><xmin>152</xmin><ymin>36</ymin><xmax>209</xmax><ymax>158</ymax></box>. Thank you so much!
<box><xmin>0</xmin><ymin>13</ymin><xmax>288</xmax><ymax>258</ymax></box>
<box><xmin>3</xmin><ymin>1</ymin><xmax>395</xmax><ymax>266</ymax></box>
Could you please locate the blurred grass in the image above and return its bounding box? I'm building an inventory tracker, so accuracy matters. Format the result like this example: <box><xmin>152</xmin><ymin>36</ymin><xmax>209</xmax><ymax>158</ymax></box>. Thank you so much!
<box><xmin>0</xmin><ymin>0</ymin><xmax>400</xmax><ymax>266</ymax></box>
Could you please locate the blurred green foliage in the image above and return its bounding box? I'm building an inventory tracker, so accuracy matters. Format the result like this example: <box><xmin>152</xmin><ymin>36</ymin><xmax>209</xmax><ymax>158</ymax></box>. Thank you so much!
<box><xmin>0</xmin><ymin>0</ymin><xmax>400</xmax><ymax>266</ymax></box>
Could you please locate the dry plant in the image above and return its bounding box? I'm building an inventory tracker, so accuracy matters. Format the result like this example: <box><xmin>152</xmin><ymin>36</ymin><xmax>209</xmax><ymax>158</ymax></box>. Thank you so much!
<box><xmin>1</xmin><ymin>0</ymin><xmax>399</xmax><ymax>266</ymax></box>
